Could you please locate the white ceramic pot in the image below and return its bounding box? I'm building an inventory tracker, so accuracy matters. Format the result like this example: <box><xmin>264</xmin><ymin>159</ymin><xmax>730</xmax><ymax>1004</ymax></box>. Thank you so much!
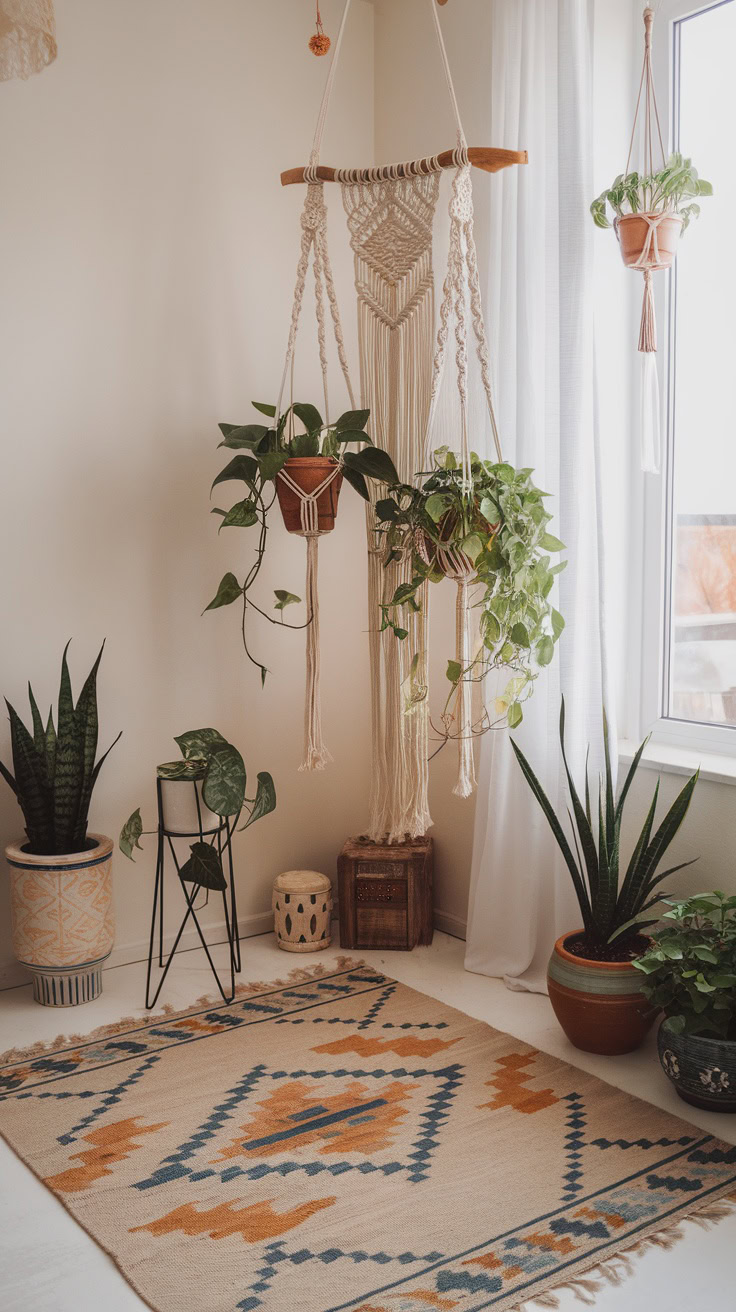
<box><xmin>6</xmin><ymin>833</ymin><xmax>115</xmax><ymax>1006</ymax></box>
<box><xmin>157</xmin><ymin>776</ymin><xmax>221</xmax><ymax>835</ymax></box>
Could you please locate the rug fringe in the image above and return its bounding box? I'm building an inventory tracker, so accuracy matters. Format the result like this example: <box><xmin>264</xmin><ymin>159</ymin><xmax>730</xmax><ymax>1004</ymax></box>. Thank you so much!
<box><xmin>509</xmin><ymin>1191</ymin><xmax>736</xmax><ymax>1310</ymax></box>
<box><xmin>0</xmin><ymin>955</ymin><xmax>366</xmax><ymax>1066</ymax></box>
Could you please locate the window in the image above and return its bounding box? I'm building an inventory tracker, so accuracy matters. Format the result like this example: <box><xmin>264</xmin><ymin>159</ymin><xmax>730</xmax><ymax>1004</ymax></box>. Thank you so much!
<box><xmin>644</xmin><ymin>0</ymin><xmax>736</xmax><ymax>751</ymax></box>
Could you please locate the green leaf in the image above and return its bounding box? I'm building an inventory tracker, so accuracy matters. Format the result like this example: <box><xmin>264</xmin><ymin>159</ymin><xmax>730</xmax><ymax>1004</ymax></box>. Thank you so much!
<box><xmin>289</xmin><ymin>431</ymin><xmax>320</xmax><ymax>457</ymax></box>
<box><xmin>426</xmin><ymin>494</ymin><xmax>449</xmax><ymax>523</ymax></box>
<box><xmin>446</xmin><ymin>660</ymin><xmax>462</xmax><ymax>684</ymax></box>
<box><xmin>461</xmin><ymin>533</ymin><xmax>484</xmax><ymax>563</ymax></box>
<box><xmin>204</xmin><ymin>573</ymin><xmax>243</xmax><ymax>612</ymax></box>
<box><xmin>258</xmin><ymin>450</ymin><xmax>289</xmax><ymax>481</ymax></box>
<box><xmin>175</xmin><ymin>727</ymin><xmax>228</xmax><ymax>760</ymax></box>
<box><xmin>7</xmin><ymin>698</ymin><xmax>53</xmax><ymax>852</ymax></box>
<box><xmin>541</xmin><ymin>533</ymin><xmax>565</xmax><ymax>552</ymax></box>
<box><xmin>220</xmin><ymin>499</ymin><xmax>259</xmax><ymax>530</ymax></box>
<box><xmin>119</xmin><ymin>808</ymin><xmax>143</xmax><ymax>861</ymax></box>
<box><xmin>274</xmin><ymin>590</ymin><xmax>301</xmax><ymax>611</ymax></box>
<box><xmin>52</xmin><ymin>643</ymin><xmax>85</xmax><ymax>853</ymax></box>
<box><xmin>343</xmin><ymin>447</ymin><xmax>399</xmax><ymax>486</ymax></box>
<box><xmin>335</xmin><ymin>409</ymin><xmax>370</xmax><ymax>432</ymax></box>
<box><xmin>510</xmin><ymin>622</ymin><xmax>530</xmax><ymax>648</ymax></box>
<box><xmin>179</xmin><ymin>841</ymin><xmax>227</xmax><ymax>890</ymax></box>
<box><xmin>251</xmin><ymin>401</ymin><xmax>276</xmax><ymax>417</ymax></box>
<box><xmin>240</xmin><ymin>771</ymin><xmax>277</xmax><ymax>830</ymax></box>
<box><xmin>375</xmin><ymin>497</ymin><xmax>399</xmax><ymax>521</ymax></box>
<box><xmin>536</xmin><ymin>636</ymin><xmax>554</xmax><ymax>666</ymax></box>
<box><xmin>341</xmin><ymin>464</ymin><xmax>369</xmax><ymax>501</ymax></box>
<box><xmin>507</xmin><ymin>702</ymin><xmax>523</xmax><ymax>729</ymax></box>
<box><xmin>550</xmin><ymin>608</ymin><xmax>565</xmax><ymax>640</ymax></box>
<box><xmin>218</xmin><ymin>426</ymin><xmax>267</xmax><ymax>450</ymax></box>
<box><xmin>212</xmin><ymin>455</ymin><xmax>260</xmax><ymax>491</ymax></box>
<box><xmin>290</xmin><ymin>402</ymin><xmax>323</xmax><ymax>435</ymax></box>
<box><xmin>202</xmin><ymin>743</ymin><xmax>246</xmax><ymax>817</ymax></box>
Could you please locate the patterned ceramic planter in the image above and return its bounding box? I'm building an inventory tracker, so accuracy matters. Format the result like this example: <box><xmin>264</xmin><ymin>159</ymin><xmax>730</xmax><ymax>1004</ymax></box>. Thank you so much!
<box><xmin>658</xmin><ymin>1019</ymin><xmax>736</xmax><ymax>1113</ymax></box>
<box><xmin>6</xmin><ymin>833</ymin><xmax>115</xmax><ymax>1006</ymax></box>
<box><xmin>272</xmin><ymin>870</ymin><xmax>333</xmax><ymax>952</ymax></box>
<box><xmin>547</xmin><ymin>931</ymin><xmax>657</xmax><ymax>1055</ymax></box>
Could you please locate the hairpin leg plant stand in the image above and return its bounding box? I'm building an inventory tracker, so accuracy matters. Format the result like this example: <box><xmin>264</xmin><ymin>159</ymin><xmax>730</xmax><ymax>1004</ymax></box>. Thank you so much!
<box><xmin>144</xmin><ymin>774</ymin><xmax>241</xmax><ymax>1009</ymax></box>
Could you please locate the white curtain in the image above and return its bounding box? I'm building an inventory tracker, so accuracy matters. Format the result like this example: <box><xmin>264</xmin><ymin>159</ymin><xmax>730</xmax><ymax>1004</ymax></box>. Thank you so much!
<box><xmin>465</xmin><ymin>0</ymin><xmax>616</xmax><ymax>992</ymax></box>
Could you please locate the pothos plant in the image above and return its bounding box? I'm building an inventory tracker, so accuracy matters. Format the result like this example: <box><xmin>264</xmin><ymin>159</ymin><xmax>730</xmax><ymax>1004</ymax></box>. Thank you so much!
<box><xmin>634</xmin><ymin>893</ymin><xmax>736</xmax><ymax>1040</ymax></box>
<box><xmin>590</xmin><ymin>152</ymin><xmax>712</xmax><ymax>231</ymax></box>
<box><xmin>374</xmin><ymin>449</ymin><xmax>566</xmax><ymax>733</ymax></box>
<box><xmin>206</xmin><ymin>401</ymin><xmax>397</xmax><ymax>683</ymax></box>
<box><xmin>119</xmin><ymin>728</ymin><xmax>275</xmax><ymax>890</ymax></box>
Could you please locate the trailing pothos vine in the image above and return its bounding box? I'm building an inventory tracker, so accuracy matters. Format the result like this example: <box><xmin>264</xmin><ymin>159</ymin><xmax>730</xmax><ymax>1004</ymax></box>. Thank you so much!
<box><xmin>205</xmin><ymin>400</ymin><xmax>397</xmax><ymax>684</ymax></box>
<box><xmin>374</xmin><ymin>449</ymin><xmax>566</xmax><ymax>740</ymax></box>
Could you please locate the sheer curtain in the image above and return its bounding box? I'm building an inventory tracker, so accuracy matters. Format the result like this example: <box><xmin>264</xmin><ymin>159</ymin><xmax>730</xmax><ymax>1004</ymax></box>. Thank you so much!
<box><xmin>465</xmin><ymin>0</ymin><xmax>616</xmax><ymax>992</ymax></box>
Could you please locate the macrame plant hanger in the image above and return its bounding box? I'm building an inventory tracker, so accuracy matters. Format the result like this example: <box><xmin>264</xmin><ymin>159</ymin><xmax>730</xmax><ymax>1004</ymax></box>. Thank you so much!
<box><xmin>273</xmin><ymin>22</ymin><xmax>357</xmax><ymax>772</ymax></box>
<box><xmin>621</xmin><ymin>5</ymin><xmax>669</xmax><ymax>473</ymax></box>
<box><xmin>282</xmin><ymin>0</ymin><xmax>524</xmax><ymax>837</ymax></box>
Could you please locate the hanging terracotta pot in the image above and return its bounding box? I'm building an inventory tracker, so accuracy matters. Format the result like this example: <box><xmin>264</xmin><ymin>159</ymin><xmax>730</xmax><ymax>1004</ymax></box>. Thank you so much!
<box><xmin>614</xmin><ymin>211</ymin><xmax>683</xmax><ymax>270</ymax></box>
<box><xmin>275</xmin><ymin>457</ymin><xmax>343</xmax><ymax>534</ymax></box>
<box><xmin>547</xmin><ymin>931</ymin><xmax>657</xmax><ymax>1056</ymax></box>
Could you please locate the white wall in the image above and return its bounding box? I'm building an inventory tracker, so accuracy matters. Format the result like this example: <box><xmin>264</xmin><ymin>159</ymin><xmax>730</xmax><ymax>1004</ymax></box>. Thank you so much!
<box><xmin>0</xmin><ymin>0</ymin><xmax>375</xmax><ymax>985</ymax></box>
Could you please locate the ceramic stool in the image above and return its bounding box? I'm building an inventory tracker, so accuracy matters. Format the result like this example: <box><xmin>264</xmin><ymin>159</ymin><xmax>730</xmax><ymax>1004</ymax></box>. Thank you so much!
<box><xmin>272</xmin><ymin>870</ymin><xmax>333</xmax><ymax>952</ymax></box>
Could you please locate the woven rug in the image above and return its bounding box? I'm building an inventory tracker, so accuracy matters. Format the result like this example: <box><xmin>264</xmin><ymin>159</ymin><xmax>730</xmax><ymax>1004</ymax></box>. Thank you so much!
<box><xmin>2</xmin><ymin>960</ymin><xmax>736</xmax><ymax>1312</ymax></box>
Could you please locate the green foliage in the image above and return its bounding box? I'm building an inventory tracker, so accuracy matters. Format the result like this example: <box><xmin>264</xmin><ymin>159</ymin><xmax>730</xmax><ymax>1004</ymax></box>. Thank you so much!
<box><xmin>119</xmin><ymin>728</ymin><xmax>276</xmax><ymax>889</ymax></box>
<box><xmin>511</xmin><ymin>700</ymin><xmax>699</xmax><ymax>949</ymax></box>
<box><xmin>208</xmin><ymin>400</ymin><xmax>396</xmax><ymax>681</ymax></box>
<box><xmin>0</xmin><ymin>644</ymin><xmax>120</xmax><ymax>856</ymax></box>
<box><xmin>634</xmin><ymin>893</ymin><xmax>736</xmax><ymax>1039</ymax></box>
<box><xmin>374</xmin><ymin>452</ymin><xmax>566</xmax><ymax>729</ymax></box>
<box><xmin>590</xmin><ymin>152</ymin><xmax>712</xmax><ymax>232</ymax></box>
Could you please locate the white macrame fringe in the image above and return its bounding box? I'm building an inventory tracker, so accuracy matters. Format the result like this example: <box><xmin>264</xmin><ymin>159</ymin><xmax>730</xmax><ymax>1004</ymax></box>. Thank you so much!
<box><xmin>453</xmin><ymin>578</ymin><xmax>476</xmax><ymax>798</ymax></box>
<box><xmin>299</xmin><ymin>533</ymin><xmax>332</xmax><ymax>772</ymax></box>
<box><xmin>640</xmin><ymin>350</ymin><xmax>661</xmax><ymax>474</ymax></box>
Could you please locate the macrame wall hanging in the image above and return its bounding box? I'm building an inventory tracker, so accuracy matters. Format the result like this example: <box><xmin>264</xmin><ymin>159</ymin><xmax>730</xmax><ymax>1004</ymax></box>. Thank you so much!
<box><xmin>590</xmin><ymin>5</ymin><xmax>712</xmax><ymax>473</ymax></box>
<box><xmin>0</xmin><ymin>0</ymin><xmax>56</xmax><ymax>80</ymax></box>
<box><xmin>283</xmin><ymin>0</ymin><xmax>526</xmax><ymax>838</ymax></box>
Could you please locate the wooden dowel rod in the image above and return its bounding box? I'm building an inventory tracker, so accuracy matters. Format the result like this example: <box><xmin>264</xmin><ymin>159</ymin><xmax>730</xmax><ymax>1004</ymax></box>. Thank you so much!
<box><xmin>280</xmin><ymin>145</ymin><xmax>527</xmax><ymax>186</ymax></box>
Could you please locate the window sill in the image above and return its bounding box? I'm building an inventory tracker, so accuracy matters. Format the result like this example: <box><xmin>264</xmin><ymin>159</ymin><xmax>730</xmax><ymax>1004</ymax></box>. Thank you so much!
<box><xmin>618</xmin><ymin>739</ymin><xmax>736</xmax><ymax>787</ymax></box>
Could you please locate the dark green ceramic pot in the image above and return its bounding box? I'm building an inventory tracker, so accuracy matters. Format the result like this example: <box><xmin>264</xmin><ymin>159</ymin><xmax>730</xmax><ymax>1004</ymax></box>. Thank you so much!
<box><xmin>658</xmin><ymin>1018</ymin><xmax>736</xmax><ymax>1113</ymax></box>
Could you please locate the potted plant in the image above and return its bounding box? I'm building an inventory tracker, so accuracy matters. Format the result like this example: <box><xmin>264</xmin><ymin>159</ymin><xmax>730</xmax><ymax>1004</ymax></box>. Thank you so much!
<box><xmin>119</xmin><ymin>727</ymin><xmax>275</xmax><ymax>890</ymax></box>
<box><xmin>635</xmin><ymin>892</ymin><xmax>736</xmax><ymax>1112</ymax></box>
<box><xmin>590</xmin><ymin>152</ymin><xmax>712</xmax><ymax>269</ymax></box>
<box><xmin>511</xmin><ymin>702</ymin><xmax>699</xmax><ymax>1054</ymax></box>
<box><xmin>374</xmin><ymin>449</ymin><xmax>566</xmax><ymax>731</ymax></box>
<box><xmin>1</xmin><ymin>644</ymin><xmax>121</xmax><ymax>1007</ymax></box>
<box><xmin>206</xmin><ymin>400</ymin><xmax>397</xmax><ymax>683</ymax></box>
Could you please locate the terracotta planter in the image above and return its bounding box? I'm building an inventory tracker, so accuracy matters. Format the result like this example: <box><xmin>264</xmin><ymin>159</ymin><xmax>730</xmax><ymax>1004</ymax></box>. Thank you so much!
<box><xmin>275</xmin><ymin>456</ymin><xmax>343</xmax><ymax>534</ymax></box>
<box><xmin>658</xmin><ymin>1019</ymin><xmax>736</xmax><ymax>1113</ymax></box>
<box><xmin>547</xmin><ymin>931</ymin><xmax>657</xmax><ymax>1055</ymax></box>
<box><xmin>614</xmin><ymin>211</ymin><xmax>683</xmax><ymax>271</ymax></box>
<box><xmin>6</xmin><ymin>834</ymin><xmax>115</xmax><ymax>1006</ymax></box>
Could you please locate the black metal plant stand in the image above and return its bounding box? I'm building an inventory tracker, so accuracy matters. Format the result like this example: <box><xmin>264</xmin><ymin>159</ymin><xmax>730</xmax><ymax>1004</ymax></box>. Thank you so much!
<box><xmin>145</xmin><ymin>775</ymin><xmax>241</xmax><ymax>1009</ymax></box>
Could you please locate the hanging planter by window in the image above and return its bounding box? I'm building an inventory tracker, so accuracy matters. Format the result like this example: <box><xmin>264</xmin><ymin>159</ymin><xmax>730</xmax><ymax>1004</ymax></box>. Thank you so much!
<box><xmin>590</xmin><ymin>6</ymin><xmax>712</xmax><ymax>473</ymax></box>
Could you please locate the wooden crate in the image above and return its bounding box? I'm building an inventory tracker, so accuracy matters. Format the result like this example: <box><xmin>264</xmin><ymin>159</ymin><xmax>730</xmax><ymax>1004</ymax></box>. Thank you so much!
<box><xmin>338</xmin><ymin>836</ymin><xmax>433</xmax><ymax>951</ymax></box>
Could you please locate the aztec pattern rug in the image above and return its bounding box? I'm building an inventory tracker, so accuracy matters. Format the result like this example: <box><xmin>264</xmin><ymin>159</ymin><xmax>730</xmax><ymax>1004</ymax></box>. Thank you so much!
<box><xmin>2</xmin><ymin>960</ymin><xmax>736</xmax><ymax>1312</ymax></box>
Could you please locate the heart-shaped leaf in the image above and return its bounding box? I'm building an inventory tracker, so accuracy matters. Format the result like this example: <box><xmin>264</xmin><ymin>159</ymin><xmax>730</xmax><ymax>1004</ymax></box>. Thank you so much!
<box><xmin>180</xmin><ymin>841</ymin><xmax>227</xmax><ymax>890</ymax></box>
<box><xmin>220</xmin><ymin>499</ymin><xmax>259</xmax><ymax>530</ymax></box>
<box><xmin>119</xmin><ymin>807</ymin><xmax>143</xmax><ymax>861</ymax></box>
<box><xmin>204</xmin><ymin>573</ymin><xmax>242</xmax><ymax>612</ymax></box>
<box><xmin>274</xmin><ymin>590</ymin><xmax>301</xmax><ymax>610</ymax></box>
<box><xmin>175</xmin><ymin>727</ymin><xmax>228</xmax><ymax>760</ymax></box>
<box><xmin>202</xmin><ymin>743</ymin><xmax>246</xmax><ymax>817</ymax></box>
<box><xmin>240</xmin><ymin>771</ymin><xmax>276</xmax><ymax>830</ymax></box>
<box><xmin>335</xmin><ymin>408</ymin><xmax>370</xmax><ymax>432</ymax></box>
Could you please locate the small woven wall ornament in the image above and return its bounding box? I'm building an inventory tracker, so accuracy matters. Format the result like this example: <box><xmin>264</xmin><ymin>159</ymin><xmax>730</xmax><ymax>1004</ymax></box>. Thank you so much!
<box><xmin>309</xmin><ymin>3</ymin><xmax>330</xmax><ymax>56</ymax></box>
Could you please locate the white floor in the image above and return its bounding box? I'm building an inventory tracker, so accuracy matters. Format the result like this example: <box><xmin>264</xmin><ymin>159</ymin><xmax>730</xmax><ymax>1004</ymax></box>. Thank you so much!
<box><xmin>1</xmin><ymin>931</ymin><xmax>734</xmax><ymax>1311</ymax></box>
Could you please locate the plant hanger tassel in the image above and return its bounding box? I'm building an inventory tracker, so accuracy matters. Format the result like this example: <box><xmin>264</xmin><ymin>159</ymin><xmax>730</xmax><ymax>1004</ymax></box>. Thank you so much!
<box><xmin>274</xmin><ymin>16</ymin><xmax>356</xmax><ymax>770</ymax></box>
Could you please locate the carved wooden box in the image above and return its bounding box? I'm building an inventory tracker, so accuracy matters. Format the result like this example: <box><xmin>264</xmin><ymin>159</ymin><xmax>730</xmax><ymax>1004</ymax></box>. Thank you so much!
<box><xmin>337</xmin><ymin>836</ymin><xmax>434</xmax><ymax>951</ymax></box>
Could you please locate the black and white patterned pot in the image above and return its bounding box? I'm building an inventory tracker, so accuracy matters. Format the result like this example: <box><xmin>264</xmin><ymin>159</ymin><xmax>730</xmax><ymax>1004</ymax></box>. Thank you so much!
<box><xmin>658</xmin><ymin>1018</ymin><xmax>736</xmax><ymax>1113</ymax></box>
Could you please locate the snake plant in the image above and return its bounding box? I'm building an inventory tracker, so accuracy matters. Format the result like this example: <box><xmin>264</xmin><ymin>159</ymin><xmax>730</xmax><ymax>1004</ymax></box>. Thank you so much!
<box><xmin>0</xmin><ymin>643</ymin><xmax>121</xmax><ymax>856</ymax></box>
<box><xmin>511</xmin><ymin>700</ymin><xmax>699</xmax><ymax>948</ymax></box>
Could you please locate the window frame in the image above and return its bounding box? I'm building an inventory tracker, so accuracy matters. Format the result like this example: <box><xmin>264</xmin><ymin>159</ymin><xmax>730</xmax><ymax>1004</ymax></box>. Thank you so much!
<box><xmin>638</xmin><ymin>0</ymin><xmax>736</xmax><ymax>757</ymax></box>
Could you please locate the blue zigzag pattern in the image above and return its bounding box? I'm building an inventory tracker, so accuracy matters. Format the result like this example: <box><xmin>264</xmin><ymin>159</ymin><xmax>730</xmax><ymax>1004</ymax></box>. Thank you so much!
<box><xmin>237</xmin><ymin>1239</ymin><xmax>445</xmax><ymax>1311</ymax></box>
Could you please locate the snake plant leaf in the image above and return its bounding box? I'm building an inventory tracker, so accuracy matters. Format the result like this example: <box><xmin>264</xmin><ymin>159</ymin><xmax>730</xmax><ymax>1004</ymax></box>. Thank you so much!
<box><xmin>335</xmin><ymin>409</ymin><xmax>369</xmax><ymax>432</ymax></box>
<box><xmin>343</xmin><ymin>447</ymin><xmax>399</xmax><ymax>486</ymax></box>
<box><xmin>510</xmin><ymin>736</ymin><xmax>593</xmax><ymax>934</ymax></box>
<box><xmin>239</xmin><ymin>771</ymin><xmax>276</xmax><ymax>831</ymax></box>
<box><xmin>631</xmin><ymin>772</ymin><xmax>700</xmax><ymax>910</ymax></box>
<box><xmin>290</xmin><ymin>402</ymin><xmax>323</xmax><ymax>435</ymax></box>
<box><xmin>6</xmin><ymin>699</ymin><xmax>53</xmax><ymax>851</ymax></box>
<box><xmin>614</xmin><ymin>733</ymin><xmax>651</xmax><ymax>825</ymax></box>
<box><xmin>202</xmin><ymin>743</ymin><xmax>246</xmax><ymax>818</ymax></box>
<box><xmin>618</xmin><ymin>778</ymin><xmax>660</xmax><ymax>920</ymax></box>
<box><xmin>204</xmin><ymin>573</ymin><xmax>243</xmax><ymax>612</ymax></box>
<box><xmin>73</xmin><ymin>643</ymin><xmax>106</xmax><ymax>849</ymax></box>
<box><xmin>53</xmin><ymin>643</ymin><xmax>85</xmax><ymax>852</ymax></box>
<box><xmin>44</xmin><ymin>707</ymin><xmax>56</xmax><ymax>787</ymax></box>
<box><xmin>0</xmin><ymin>754</ymin><xmax>17</xmax><ymax>795</ymax></box>
<box><xmin>28</xmin><ymin>684</ymin><xmax>45</xmax><ymax>758</ymax></box>
<box><xmin>558</xmin><ymin>699</ymin><xmax>601</xmax><ymax>922</ymax></box>
<box><xmin>179</xmin><ymin>841</ymin><xmax>227</xmax><ymax>891</ymax></box>
<box><xmin>119</xmin><ymin>807</ymin><xmax>144</xmax><ymax>861</ymax></box>
<box><xmin>175</xmin><ymin>728</ymin><xmax>228</xmax><ymax>761</ymax></box>
<box><xmin>211</xmin><ymin>455</ymin><xmax>260</xmax><ymax>492</ymax></box>
<box><xmin>602</xmin><ymin>707</ymin><xmax>616</xmax><ymax>855</ymax></box>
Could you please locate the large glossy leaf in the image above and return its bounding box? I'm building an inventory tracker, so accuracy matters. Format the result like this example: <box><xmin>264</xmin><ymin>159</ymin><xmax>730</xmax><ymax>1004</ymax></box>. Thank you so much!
<box><xmin>258</xmin><ymin>450</ymin><xmax>289</xmax><ymax>481</ymax></box>
<box><xmin>179</xmin><ymin>841</ymin><xmax>227</xmax><ymax>890</ymax></box>
<box><xmin>343</xmin><ymin>447</ymin><xmax>399</xmax><ymax>486</ymax></box>
<box><xmin>335</xmin><ymin>408</ymin><xmax>369</xmax><ymax>432</ymax></box>
<box><xmin>119</xmin><ymin>807</ymin><xmax>144</xmax><ymax>861</ymax></box>
<box><xmin>175</xmin><ymin>727</ymin><xmax>228</xmax><ymax>760</ymax></box>
<box><xmin>239</xmin><ymin>771</ymin><xmax>276</xmax><ymax>830</ymax></box>
<box><xmin>212</xmin><ymin>455</ymin><xmax>260</xmax><ymax>492</ymax></box>
<box><xmin>510</xmin><ymin>737</ymin><xmax>593</xmax><ymax>932</ymax></box>
<box><xmin>218</xmin><ymin>426</ymin><xmax>267</xmax><ymax>450</ymax></box>
<box><xmin>251</xmin><ymin>401</ymin><xmax>276</xmax><ymax>417</ymax></box>
<box><xmin>341</xmin><ymin>464</ymin><xmax>369</xmax><ymax>501</ymax></box>
<box><xmin>290</xmin><ymin>402</ymin><xmax>323</xmax><ymax>435</ymax></box>
<box><xmin>219</xmin><ymin>499</ymin><xmax>259</xmax><ymax>530</ymax></box>
<box><xmin>202</xmin><ymin>743</ymin><xmax>246</xmax><ymax>817</ymax></box>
